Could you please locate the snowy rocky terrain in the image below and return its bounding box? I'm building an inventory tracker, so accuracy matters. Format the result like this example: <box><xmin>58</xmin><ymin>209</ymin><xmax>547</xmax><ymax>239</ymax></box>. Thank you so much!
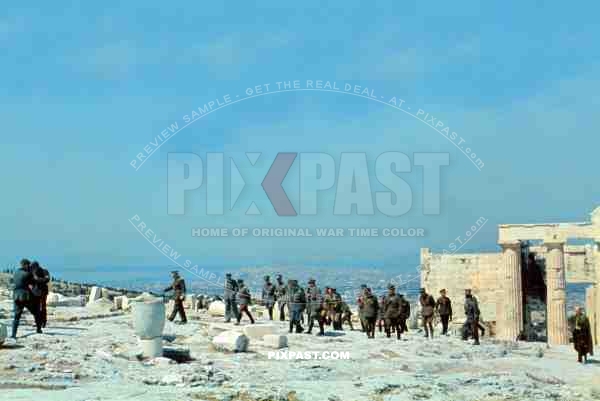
<box><xmin>1</xmin><ymin>293</ymin><xmax>599</xmax><ymax>401</ymax></box>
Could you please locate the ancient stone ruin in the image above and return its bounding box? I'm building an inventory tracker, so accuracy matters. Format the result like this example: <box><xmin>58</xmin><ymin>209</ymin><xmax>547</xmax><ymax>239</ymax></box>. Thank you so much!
<box><xmin>421</xmin><ymin>206</ymin><xmax>600</xmax><ymax>345</ymax></box>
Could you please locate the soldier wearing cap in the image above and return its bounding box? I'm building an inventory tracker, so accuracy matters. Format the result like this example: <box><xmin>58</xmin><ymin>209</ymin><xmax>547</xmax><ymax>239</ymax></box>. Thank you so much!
<box><xmin>462</xmin><ymin>288</ymin><xmax>481</xmax><ymax>345</ymax></box>
<box><xmin>362</xmin><ymin>287</ymin><xmax>379</xmax><ymax>338</ymax></box>
<box><xmin>419</xmin><ymin>288</ymin><xmax>436</xmax><ymax>338</ymax></box>
<box><xmin>306</xmin><ymin>278</ymin><xmax>325</xmax><ymax>335</ymax></box>
<box><xmin>274</xmin><ymin>274</ymin><xmax>287</xmax><ymax>321</ymax></box>
<box><xmin>262</xmin><ymin>275</ymin><xmax>276</xmax><ymax>320</ymax></box>
<box><xmin>288</xmin><ymin>279</ymin><xmax>306</xmax><ymax>333</ymax></box>
<box><xmin>398</xmin><ymin>293</ymin><xmax>411</xmax><ymax>334</ymax></box>
<box><xmin>383</xmin><ymin>284</ymin><xmax>402</xmax><ymax>339</ymax></box>
<box><xmin>235</xmin><ymin>279</ymin><xmax>254</xmax><ymax>324</ymax></box>
<box><xmin>436</xmin><ymin>289</ymin><xmax>453</xmax><ymax>335</ymax></box>
<box><xmin>357</xmin><ymin>284</ymin><xmax>368</xmax><ymax>332</ymax></box>
<box><xmin>164</xmin><ymin>271</ymin><xmax>187</xmax><ymax>324</ymax></box>
<box><xmin>224</xmin><ymin>273</ymin><xmax>240</xmax><ymax>323</ymax></box>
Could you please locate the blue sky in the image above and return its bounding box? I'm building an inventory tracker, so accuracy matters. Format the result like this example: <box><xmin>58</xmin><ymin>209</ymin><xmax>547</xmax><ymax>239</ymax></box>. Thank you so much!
<box><xmin>1</xmin><ymin>1</ymin><xmax>599</xmax><ymax>271</ymax></box>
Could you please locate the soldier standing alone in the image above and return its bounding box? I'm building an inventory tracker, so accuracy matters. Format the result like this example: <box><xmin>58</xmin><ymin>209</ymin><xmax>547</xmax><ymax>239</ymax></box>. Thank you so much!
<box><xmin>164</xmin><ymin>271</ymin><xmax>187</xmax><ymax>324</ymax></box>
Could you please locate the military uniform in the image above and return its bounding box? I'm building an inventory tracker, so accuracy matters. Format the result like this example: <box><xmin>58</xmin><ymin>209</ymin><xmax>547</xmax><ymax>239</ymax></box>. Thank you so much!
<box><xmin>399</xmin><ymin>294</ymin><xmax>411</xmax><ymax>333</ymax></box>
<box><xmin>274</xmin><ymin>275</ymin><xmax>287</xmax><ymax>321</ymax></box>
<box><xmin>11</xmin><ymin>261</ymin><xmax>43</xmax><ymax>338</ymax></box>
<box><xmin>357</xmin><ymin>284</ymin><xmax>367</xmax><ymax>332</ymax></box>
<box><xmin>462</xmin><ymin>290</ymin><xmax>480</xmax><ymax>345</ymax></box>
<box><xmin>288</xmin><ymin>280</ymin><xmax>305</xmax><ymax>333</ymax></box>
<box><xmin>306</xmin><ymin>279</ymin><xmax>325</xmax><ymax>335</ymax></box>
<box><xmin>419</xmin><ymin>289</ymin><xmax>435</xmax><ymax>338</ymax></box>
<box><xmin>224</xmin><ymin>274</ymin><xmax>240</xmax><ymax>322</ymax></box>
<box><xmin>164</xmin><ymin>271</ymin><xmax>187</xmax><ymax>324</ymax></box>
<box><xmin>573</xmin><ymin>311</ymin><xmax>593</xmax><ymax>363</ymax></box>
<box><xmin>436</xmin><ymin>291</ymin><xmax>453</xmax><ymax>335</ymax></box>
<box><xmin>383</xmin><ymin>285</ymin><xmax>402</xmax><ymax>339</ymax></box>
<box><xmin>362</xmin><ymin>291</ymin><xmax>379</xmax><ymax>338</ymax></box>
<box><xmin>31</xmin><ymin>262</ymin><xmax>50</xmax><ymax>328</ymax></box>
<box><xmin>377</xmin><ymin>296</ymin><xmax>386</xmax><ymax>333</ymax></box>
<box><xmin>262</xmin><ymin>276</ymin><xmax>276</xmax><ymax>320</ymax></box>
<box><xmin>236</xmin><ymin>280</ymin><xmax>255</xmax><ymax>324</ymax></box>
<box><xmin>340</xmin><ymin>302</ymin><xmax>354</xmax><ymax>331</ymax></box>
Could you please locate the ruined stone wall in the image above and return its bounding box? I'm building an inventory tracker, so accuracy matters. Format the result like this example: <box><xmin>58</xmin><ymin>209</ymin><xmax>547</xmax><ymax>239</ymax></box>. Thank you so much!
<box><xmin>420</xmin><ymin>249</ymin><xmax>502</xmax><ymax>323</ymax></box>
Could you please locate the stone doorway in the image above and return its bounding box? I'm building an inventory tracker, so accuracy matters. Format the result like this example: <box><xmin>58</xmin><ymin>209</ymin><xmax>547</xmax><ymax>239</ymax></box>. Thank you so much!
<box><xmin>521</xmin><ymin>241</ymin><xmax>548</xmax><ymax>342</ymax></box>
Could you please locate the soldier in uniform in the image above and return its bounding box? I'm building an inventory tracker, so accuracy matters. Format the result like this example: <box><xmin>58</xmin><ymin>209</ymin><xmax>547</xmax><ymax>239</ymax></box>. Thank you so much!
<box><xmin>262</xmin><ymin>275</ymin><xmax>276</xmax><ymax>320</ymax></box>
<box><xmin>30</xmin><ymin>261</ymin><xmax>50</xmax><ymax>328</ymax></box>
<box><xmin>288</xmin><ymin>279</ymin><xmax>305</xmax><ymax>333</ymax></box>
<box><xmin>377</xmin><ymin>295</ymin><xmax>386</xmax><ymax>333</ymax></box>
<box><xmin>573</xmin><ymin>306</ymin><xmax>593</xmax><ymax>363</ymax></box>
<box><xmin>357</xmin><ymin>284</ymin><xmax>367</xmax><ymax>332</ymax></box>
<box><xmin>164</xmin><ymin>271</ymin><xmax>187</xmax><ymax>324</ymax></box>
<box><xmin>236</xmin><ymin>279</ymin><xmax>255</xmax><ymax>324</ymax></box>
<box><xmin>383</xmin><ymin>284</ymin><xmax>402</xmax><ymax>339</ymax></box>
<box><xmin>11</xmin><ymin>259</ymin><xmax>43</xmax><ymax>339</ymax></box>
<box><xmin>340</xmin><ymin>301</ymin><xmax>354</xmax><ymax>331</ymax></box>
<box><xmin>224</xmin><ymin>273</ymin><xmax>240</xmax><ymax>323</ymax></box>
<box><xmin>399</xmin><ymin>293</ymin><xmax>411</xmax><ymax>334</ymax></box>
<box><xmin>462</xmin><ymin>288</ymin><xmax>480</xmax><ymax>345</ymax></box>
<box><xmin>306</xmin><ymin>278</ymin><xmax>325</xmax><ymax>335</ymax></box>
<box><xmin>419</xmin><ymin>288</ymin><xmax>436</xmax><ymax>338</ymax></box>
<box><xmin>436</xmin><ymin>289</ymin><xmax>453</xmax><ymax>335</ymax></box>
<box><xmin>332</xmin><ymin>288</ymin><xmax>343</xmax><ymax>330</ymax></box>
<box><xmin>362</xmin><ymin>288</ymin><xmax>379</xmax><ymax>338</ymax></box>
<box><xmin>274</xmin><ymin>274</ymin><xmax>287</xmax><ymax>321</ymax></box>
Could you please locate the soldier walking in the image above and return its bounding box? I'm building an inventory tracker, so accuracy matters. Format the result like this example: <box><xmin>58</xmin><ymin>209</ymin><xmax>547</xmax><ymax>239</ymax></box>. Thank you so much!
<box><xmin>436</xmin><ymin>289</ymin><xmax>453</xmax><ymax>335</ymax></box>
<box><xmin>340</xmin><ymin>301</ymin><xmax>354</xmax><ymax>331</ymax></box>
<box><xmin>274</xmin><ymin>274</ymin><xmax>287</xmax><ymax>321</ymax></box>
<box><xmin>462</xmin><ymin>289</ymin><xmax>480</xmax><ymax>345</ymax></box>
<box><xmin>262</xmin><ymin>275</ymin><xmax>276</xmax><ymax>320</ymax></box>
<box><xmin>288</xmin><ymin>279</ymin><xmax>306</xmax><ymax>333</ymax></box>
<box><xmin>11</xmin><ymin>259</ymin><xmax>43</xmax><ymax>339</ymax></box>
<box><xmin>362</xmin><ymin>288</ymin><xmax>378</xmax><ymax>338</ymax></box>
<box><xmin>357</xmin><ymin>284</ymin><xmax>367</xmax><ymax>332</ymax></box>
<box><xmin>383</xmin><ymin>284</ymin><xmax>402</xmax><ymax>339</ymax></box>
<box><xmin>224</xmin><ymin>273</ymin><xmax>240</xmax><ymax>323</ymax></box>
<box><xmin>164</xmin><ymin>271</ymin><xmax>187</xmax><ymax>324</ymax></box>
<box><xmin>306</xmin><ymin>278</ymin><xmax>325</xmax><ymax>335</ymax></box>
<box><xmin>399</xmin><ymin>293</ymin><xmax>411</xmax><ymax>334</ymax></box>
<box><xmin>377</xmin><ymin>295</ymin><xmax>386</xmax><ymax>333</ymax></box>
<box><xmin>30</xmin><ymin>261</ymin><xmax>50</xmax><ymax>328</ymax></box>
<box><xmin>236</xmin><ymin>279</ymin><xmax>255</xmax><ymax>324</ymax></box>
<box><xmin>573</xmin><ymin>306</ymin><xmax>593</xmax><ymax>363</ymax></box>
<box><xmin>419</xmin><ymin>288</ymin><xmax>435</xmax><ymax>338</ymax></box>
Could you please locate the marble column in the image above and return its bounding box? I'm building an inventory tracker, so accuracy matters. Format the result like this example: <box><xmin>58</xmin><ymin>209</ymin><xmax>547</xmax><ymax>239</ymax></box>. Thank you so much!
<box><xmin>499</xmin><ymin>241</ymin><xmax>522</xmax><ymax>341</ymax></box>
<box><xmin>545</xmin><ymin>241</ymin><xmax>568</xmax><ymax>345</ymax></box>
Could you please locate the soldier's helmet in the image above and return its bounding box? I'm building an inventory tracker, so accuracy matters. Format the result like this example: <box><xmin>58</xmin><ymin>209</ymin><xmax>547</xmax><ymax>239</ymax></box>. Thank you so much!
<box><xmin>420</xmin><ymin>287</ymin><xmax>426</xmax><ymax>293</ymax></box>
<box><xmin>388</xmin><ymin>284</ymin><xmax>395</xmax><ymax>290</ymax></box>
<box><xmin>264</xmin><ymin>275</ymin><xmax>270</xmax><ymax>281</ymax></box>
<box><xmin>308</xmin><ymin>278</ymin><xmax>316</xmax><ymax>284</ymax></box>
<box><xmin>440</xmin><ymin>288</ymin><xmax>447</xmax><ymax>294</ymax></box>
<box><xmin>171</xmin><ymin>270</ymin><xmax>179</xmax><ymax>276</ymax></box>
<box><xmin>20</xmin><ymin>258</ymin><xmax>31</xmax><ymax>268</ymax></box>
<box><xmin>360</xmin><ymin>284</ymin><xmax>367</xmax><ymax>289</ymax></box>
<box><xmin>225</xmin><ymin>273</ymin><xmax>232</xmax><ymax>278</ymax></box>
<box><xmin>276</xmin><ymin>274</ymin><xmax>282</xmax><ymax>280</ymax></box>
<box><xmin>237</xmin><ymin>279</ymin><xmax>244</xmax><ymax>284</ymax></box>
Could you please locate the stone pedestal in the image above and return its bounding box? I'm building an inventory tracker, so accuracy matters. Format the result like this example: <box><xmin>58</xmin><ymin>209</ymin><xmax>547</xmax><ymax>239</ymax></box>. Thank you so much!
<box><xmin>139</xmin><ymin>338</ymin><xmax>163</xmax><ymax>358</ymax></box>
<box><xmin>499</xmin><ymin>241</ymin><xmax>522</xmax><ymax>341</ymax></box>
<box><xmin>545</xmin><ymin>241</ymin><xmax>568</xmax><ymax>345</ymax></box>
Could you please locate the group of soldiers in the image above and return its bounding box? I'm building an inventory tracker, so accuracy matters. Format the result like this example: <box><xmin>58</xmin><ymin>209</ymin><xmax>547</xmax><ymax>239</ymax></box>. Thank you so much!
<box><xmin>9</xmin><ymin>259</ymin><xmax>51</xmax><ymax>339</ymax></box>
<box><xmin>159</xmin><ymin>271</ymin><xmax>485</xmax><ymax>345</ymax></box>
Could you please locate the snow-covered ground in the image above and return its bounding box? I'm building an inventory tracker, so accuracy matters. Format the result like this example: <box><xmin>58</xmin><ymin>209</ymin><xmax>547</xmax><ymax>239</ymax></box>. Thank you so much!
<box><xmin>1</xmin><ymin>303</ymin><xmax>599</xmax><ymax>401</ymax></box>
